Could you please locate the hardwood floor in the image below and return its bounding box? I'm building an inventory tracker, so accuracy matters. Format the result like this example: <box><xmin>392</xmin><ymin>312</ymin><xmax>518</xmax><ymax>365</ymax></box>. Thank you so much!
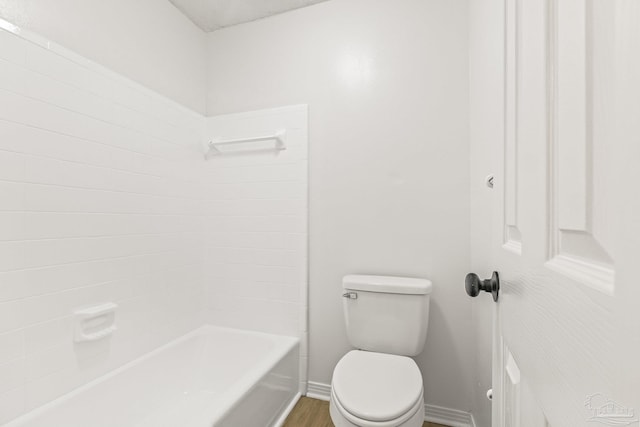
<box><xmin>282</xmin><ymin>397</ymin><xmax>449</xmax><ymax>427</ymax></box>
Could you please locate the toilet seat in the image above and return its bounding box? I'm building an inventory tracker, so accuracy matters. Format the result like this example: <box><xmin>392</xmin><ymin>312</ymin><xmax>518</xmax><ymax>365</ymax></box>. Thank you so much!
<box><xmin>331</xmin><ymin>385</ymin><xmax>424</xmax><ymax>427</ymax></box>
<box><xmin>330</xmin><ymin>350</ymin><xmax>424</xmax><ymax>426</ymax></box>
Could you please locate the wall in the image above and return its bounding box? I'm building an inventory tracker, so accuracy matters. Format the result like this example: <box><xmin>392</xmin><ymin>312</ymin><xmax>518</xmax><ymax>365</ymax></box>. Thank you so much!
<box><xmin>468</xmin><ymin>0</ymin><xmax>503</xmax><ymax>424</ymax></box>
<box><xmin>0</xmin><ymin>26</ymin><xmax>204</xmax><ymax>424</ymax></box>
<box><xmin>207</xmin><ymin>0</ymin><xmax>473</xmax><ymax>414</ymax></box>
<box><xmin>0</xmin><ymin>0</ymin><xmax>479</xmax><ymax>420</ymax></box>
<box><xmin>203</xmin><ymin>105</ymin><xmax>309</xmax><ymax>391</ymax></box>
<box><xmin>0</xmin><ymin>0</ymin><xmax>207</xmax><ymax>113</ymax></box>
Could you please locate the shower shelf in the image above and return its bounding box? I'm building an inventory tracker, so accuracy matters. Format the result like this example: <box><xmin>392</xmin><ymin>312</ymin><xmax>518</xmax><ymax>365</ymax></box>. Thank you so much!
<box><xmin>204</xmin><ymin>130</ymin><xmax>286</xmax><ymax>159</ymax></box>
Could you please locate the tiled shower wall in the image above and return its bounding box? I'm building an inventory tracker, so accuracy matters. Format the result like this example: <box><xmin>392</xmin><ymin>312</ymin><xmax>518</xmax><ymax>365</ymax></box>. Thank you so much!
<box><xmin>203</xmin><ymin>106</ymin><xmax>309</xmax><ymax>379</ymax></box>
<box><xmin>0</xmin><ymin>27</ymin><xmax>205</xmax><ymax>422</ymax></box>
<box><xmin>0</xmin><ymin>22</ymin><xmax>309</xmax><ymax>423</ymax></box>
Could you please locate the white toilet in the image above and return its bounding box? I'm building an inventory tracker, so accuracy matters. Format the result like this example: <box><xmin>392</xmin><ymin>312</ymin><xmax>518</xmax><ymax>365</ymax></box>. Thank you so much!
<box><xmin>329</xmin><ymin>274</ymin><xmax>432</xmax><ymax>427</ymax></box>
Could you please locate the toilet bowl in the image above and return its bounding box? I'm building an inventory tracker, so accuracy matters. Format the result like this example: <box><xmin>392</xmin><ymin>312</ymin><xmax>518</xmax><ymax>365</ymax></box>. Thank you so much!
<box><xmin>329</xmin><ymin>350</ymin><xmax>424</xmax><ymax>427</ymax></box>
<box><xmin>328</xmin><ymin>275</ymin><xmax>432</xmax><ymax>427</ymax></box>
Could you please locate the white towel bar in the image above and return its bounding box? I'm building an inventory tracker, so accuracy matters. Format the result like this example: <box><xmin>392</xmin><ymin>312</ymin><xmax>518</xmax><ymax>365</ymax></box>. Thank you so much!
<box><xmin>204</xmin><ymin>130</ymin><xmax>286</xmax><ymax>158</ymax></box>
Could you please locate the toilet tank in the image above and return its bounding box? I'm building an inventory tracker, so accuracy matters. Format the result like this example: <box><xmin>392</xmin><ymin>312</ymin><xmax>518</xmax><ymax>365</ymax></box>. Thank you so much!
<box><xmin>342</xmin><ymin>275</ymin><xmax>432</xmax><ymax>357</ymax></box>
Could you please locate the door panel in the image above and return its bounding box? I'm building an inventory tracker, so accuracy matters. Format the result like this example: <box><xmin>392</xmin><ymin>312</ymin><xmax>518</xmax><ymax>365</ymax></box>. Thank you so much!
<box><xmin>503</xmin><ymin>0</ymin><xmax>522</xmax><ymax>251</ymax></box>
<box><xmin>547</xmin><ymin>0</ymin><xmax>615</xmax><ymax>295</ymax></box>
<box><xmin>490</xmin><ymin>0</ymin><xmax>639</xmax><ymax>425</ymax></box>
<box><xmin>505</xmin><ymin>345</ymin><xmax>548</xmax><ymax>427</ymax></box>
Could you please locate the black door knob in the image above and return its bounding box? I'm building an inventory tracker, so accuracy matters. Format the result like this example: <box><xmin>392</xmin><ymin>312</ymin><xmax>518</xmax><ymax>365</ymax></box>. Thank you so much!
<box><xmin>465</xmin><ymin>271</ymin><xmax>500</xmax><ymax>302</ymax></box>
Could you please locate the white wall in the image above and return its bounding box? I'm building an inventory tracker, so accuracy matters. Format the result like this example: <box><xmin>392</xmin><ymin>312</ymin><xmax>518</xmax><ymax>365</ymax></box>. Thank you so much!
<box><xmin>0</xmin><ymin>26</ymin><xmax>204</xmax><ymax>424</ymax></box>
<box><xmin>468</xmin><ymin>0</ymin><xmax>503</xmax><ymax>425</ymax></box>
<box><xmin>0</xmin><ymin>0</ymin><xmax>207</xmax><ymax>113</ymax></box>
<box><xmin>207</xmin><ymin>0</ymin><xmax>474</xmax><ymax>413</ymax></box>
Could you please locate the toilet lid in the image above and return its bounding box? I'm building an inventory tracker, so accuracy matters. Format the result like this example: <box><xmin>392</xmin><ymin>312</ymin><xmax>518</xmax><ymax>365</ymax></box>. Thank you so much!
<box><xmin>332</xmin><ymin>350</ymin><xmax>423</xmax><ymax>422</ymax></box>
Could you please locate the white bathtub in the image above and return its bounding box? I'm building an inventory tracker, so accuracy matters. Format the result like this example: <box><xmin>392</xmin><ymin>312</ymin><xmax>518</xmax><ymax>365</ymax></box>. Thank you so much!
<box><xmin>5</xmin><ymin>326</ymin><xmax>300</xmax><ymax>427</ymax></box>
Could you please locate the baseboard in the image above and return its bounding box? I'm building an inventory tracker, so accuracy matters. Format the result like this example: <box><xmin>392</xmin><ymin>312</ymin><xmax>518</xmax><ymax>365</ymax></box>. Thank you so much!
<box><xmin>272</xmin><ymin>392</ymin><xmax>301</xmax><ymax>427</ymax></box>
<box><xmin>425</xmin><ymin>403</ymin><xmax>475</xmax><ymax>427</ymax></box>
<box><xmin>306</xmin><ymin>381</ymin><xmax>331</xmax><ymax>401</ymax></box>
<box><xmin>304</xmin><ymin>382</ymin><xmax>475</xmax><ymax>427</ymax></box>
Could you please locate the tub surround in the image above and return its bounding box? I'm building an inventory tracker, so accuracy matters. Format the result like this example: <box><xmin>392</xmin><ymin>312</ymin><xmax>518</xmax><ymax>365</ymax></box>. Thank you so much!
<box><xmin>0</xmin><ymin>22</ymin><xmax>204</xmax><ymax>424</ymax></box>
<box><xmin>203</xmin><ymin>105</ymin><xmax>309</xmax><ymax>391</ymax></box>
<box><xmin>0</xmin><ymin>20</ymin><xmax>307</xmax><ymax>424</ymax></box>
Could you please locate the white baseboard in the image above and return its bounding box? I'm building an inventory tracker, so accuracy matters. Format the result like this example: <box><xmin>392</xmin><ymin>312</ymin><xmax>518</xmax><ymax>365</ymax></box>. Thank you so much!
<box><xmin>304</xmin><ymin>382</ymin><xmax>475</xmax><ymax>427</ymax></box>
<box><xmin>272</xmin><ymin>392</ymin><xmax>301</xmax><ymax>427</ymax></box>
<box><xmin>306</xmin><ymin>381</ymin><xmax>331</xmax><ymax>401</ymax></box>
<box><xmin>425</xmin><ymin>403</ymin><xmax>476</xmax><ymax>427</ymax></box>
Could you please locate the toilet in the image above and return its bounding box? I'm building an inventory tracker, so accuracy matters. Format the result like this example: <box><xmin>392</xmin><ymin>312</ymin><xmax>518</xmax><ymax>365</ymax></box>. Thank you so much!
<box><xmin>329</xmin><ymin>275</ymin><xmax>432</xmax><ymax>427</ymax></box>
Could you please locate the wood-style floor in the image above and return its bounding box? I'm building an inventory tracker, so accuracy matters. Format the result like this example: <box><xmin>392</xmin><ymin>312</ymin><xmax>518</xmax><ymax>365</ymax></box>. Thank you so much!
<box><xmin>283</xmin><ymin>397</ymin><xmax>449</xmax><ymax>427</ymax></box>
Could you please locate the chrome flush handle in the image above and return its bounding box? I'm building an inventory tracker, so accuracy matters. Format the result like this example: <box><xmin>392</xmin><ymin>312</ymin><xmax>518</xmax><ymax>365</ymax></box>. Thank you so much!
<box><xmin>342</xmin><ymin>292</ymin><xmax>358</xmax><ymax>300</ymax></box>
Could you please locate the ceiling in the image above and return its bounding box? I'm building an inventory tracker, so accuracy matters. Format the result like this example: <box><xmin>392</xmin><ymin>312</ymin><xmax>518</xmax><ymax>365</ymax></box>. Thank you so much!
<box><xmin>168</xmin><ymin>0</ymin><xmax>332</xmax><ymax>32</ymax></box>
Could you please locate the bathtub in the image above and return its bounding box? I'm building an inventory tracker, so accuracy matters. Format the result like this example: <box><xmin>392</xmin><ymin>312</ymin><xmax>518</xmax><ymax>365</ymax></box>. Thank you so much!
<box><xmin>5</xmin><ymin>326</ymin><xmax>300</xmax><ymax>427</ymax></box>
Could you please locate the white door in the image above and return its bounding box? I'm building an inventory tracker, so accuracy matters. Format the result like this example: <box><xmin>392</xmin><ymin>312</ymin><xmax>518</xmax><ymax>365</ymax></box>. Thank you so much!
<box><xmin>488</xmin><ymin>0</ymin><xmax>640</xmax><ymax>425</ymax></box>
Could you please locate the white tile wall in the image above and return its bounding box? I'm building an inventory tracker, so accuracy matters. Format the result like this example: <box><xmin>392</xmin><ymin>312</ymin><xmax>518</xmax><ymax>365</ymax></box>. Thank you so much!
<box><xmin>0</xmin><ymin>22</ymin><xmax>309</xmax><ymax>423</ymax></box>
<box><xmin>0</xmin><ymin>27</ymin><xmax>206</xmax><ymax>423</ymax></box>
<box><xmin>203</xmin><ymin>106</ymin><xmax>308</xmax><ymax>339</ymax></box>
